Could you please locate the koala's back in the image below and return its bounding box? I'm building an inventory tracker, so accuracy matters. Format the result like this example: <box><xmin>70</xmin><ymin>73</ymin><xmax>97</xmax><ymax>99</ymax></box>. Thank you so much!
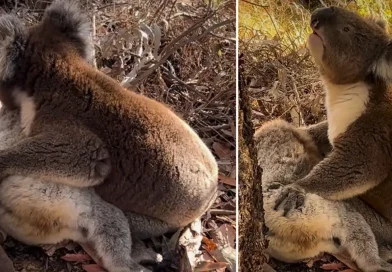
<box><xmin>0</xmin><ymin>0</ymin><xmax>219</xmax><ymax>229</ymax></box>
<box><xmin>20</xmin><ymin>44</ymin><xmax>219</xmax><ymax>228</ymax></box>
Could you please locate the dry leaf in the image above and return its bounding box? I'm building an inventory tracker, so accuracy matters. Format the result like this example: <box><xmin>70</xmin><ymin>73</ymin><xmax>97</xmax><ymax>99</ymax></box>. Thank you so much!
<box><xmin>218</xmin><ymin>174</ymin><xmax>236</xmax><ymax>187</ymax></box>
<box><xmin>217</xmin><ymin>224</ymin><xmax>235</xmax><ymax>248</ymax></box>
<box><xmin>194</xmin><ymin>261</ymin><xmax>228</xmax><ymax>271</ymax></box>
<box><xmin>290</xmin><ymin>107</ymin><xmax>300</xmax><ymax>127</ymax></box>
<box><xmin>220</xmin><ymin>247</ymin><xmax>236</xmax><ymax>271</ymax></box>
<box><xmin>202</xmin><ymin>236</ymin><xmax>217</xmax><ymax>251</ymax></box>
<box><xmin>229</xmin><ymin>120</ymin><xmax>236</xmax><ymax>140</ymax></box>
<box><xmin>41</xmin><ymin>240</ymin><xmax>71</xmax><ymax>256</ymax></box>
<box><xmin>212</xmin><ymin>142</ymin><xmax>233</xmax><ymax>160</ymax></box>
<box><xmin>82</xmin><ymin>264</ymin><xmax>106</xmax><ymax>272</ymax></box>
<box><xmin>178</xmin><ymin>245</ymin><xmax>193</xmax><ymax>272</ymax></box>
<box><xmin>61</xmin><ymin>253</ymin><xmax>92</xmax><ymax>262</ymax></box>
<box><xmin>178</xmin><ymin>220</ymin><xmax>203</xmax><ymax>268</ymax></box>
<box><xmin>263</xmin><ymin>263</ymin><xmax>277</xmax><ymax>272</ymax></box>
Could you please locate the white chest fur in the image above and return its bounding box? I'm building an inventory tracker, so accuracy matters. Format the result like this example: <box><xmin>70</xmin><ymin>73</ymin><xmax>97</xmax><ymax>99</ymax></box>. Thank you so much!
<box><xmin>13</xmin><ymin>91</ymin><xmax>36</xmax><ymax>136</ymax></box>
<box><xmin>323</xmin><ymin>80</ymin><xmax>369</xmax><ymax>144</ymax></box>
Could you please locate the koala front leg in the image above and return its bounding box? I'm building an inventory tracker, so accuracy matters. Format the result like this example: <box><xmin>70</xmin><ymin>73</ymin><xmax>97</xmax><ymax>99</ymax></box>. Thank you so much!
<box><xmin>125</xmin><ymin>212</ymin><xmax>176</xmax><ymax>240</ymax></box>
<box><xmin>339</xmin><ymin>214</ymin><xmax>392</xmax><ymax>272</ymax></box>
<box><xmin>275</xmin><ymin>135</ymin><xmax>391</xmax><ymax>213</ymax></box>
<box><xmin>131</xmin><ymin>239</ymin><xmax>163</xmax><ymax>264</ymax></box>
<box><xmin>77</xmin><ymin>199</ymin><xmax>155</xmax><ymax>272</ymax></box>
<box><xmin>0</xmin><ymin>129</ymin><xmax>111</xmax><ymax>188</ymax></box>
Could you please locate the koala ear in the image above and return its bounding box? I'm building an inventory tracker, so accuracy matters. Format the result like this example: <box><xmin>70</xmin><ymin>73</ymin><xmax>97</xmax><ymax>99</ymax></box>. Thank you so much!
<box><xmin>375</xmin><ymin>19</ymin><xmax>387</xmax><ymax>31</ymax></box>
<box><xmin>373</xmin><ymin>43</ymin><xmax>392</xmax><ymax>82</ymax></box>
<box><xmin>0</xmin><ymin>14</ymin><xmax>27</xmax><ymax>81</ymax></box>
<box><xmin>366</xmin><ymin>16</ymin><xmax>388</xmax><ymax>31</ymax></box>
<box><xmin>42</xmin><ymin>0</ymin><xmax>92</xmax><ymax>61</ymax></box>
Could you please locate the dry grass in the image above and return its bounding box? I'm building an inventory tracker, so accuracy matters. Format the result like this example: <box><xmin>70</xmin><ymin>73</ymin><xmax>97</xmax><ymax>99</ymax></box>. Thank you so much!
<box><xmin>239</xmin><ymin>0</ymin><xmax>392</xmax><ymax>129</ymax></box>
<box><xmin>0</xmin><ymin>0</ymin><xmax>236</xmax><ymax>271</ymax></box>
<box><xmin>239</xmin><ymin>0</ymin><xmax>392</xmax><ymax>271</ymax></box>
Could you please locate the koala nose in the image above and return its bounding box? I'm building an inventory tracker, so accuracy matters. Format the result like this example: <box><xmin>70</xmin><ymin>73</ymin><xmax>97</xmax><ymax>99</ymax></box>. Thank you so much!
<box><xmin>311</xmin><ymin>7</ymin><xmax>335</xmax><ymax>29</ymax></box>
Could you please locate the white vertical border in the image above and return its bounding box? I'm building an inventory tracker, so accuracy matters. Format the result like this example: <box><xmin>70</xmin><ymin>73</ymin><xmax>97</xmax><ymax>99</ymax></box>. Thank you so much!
<box><xmin>235</xmin><ymin>0</ymin><xmax>239</xmax><ymax>270</ymax></box>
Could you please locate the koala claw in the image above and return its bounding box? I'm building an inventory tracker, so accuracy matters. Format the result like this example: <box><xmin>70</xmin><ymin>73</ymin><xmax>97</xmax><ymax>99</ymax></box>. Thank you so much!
<box><xmin>274</xmin><ymin>184</ymin><xmax>305</xmax><ymax>216</ymax></box>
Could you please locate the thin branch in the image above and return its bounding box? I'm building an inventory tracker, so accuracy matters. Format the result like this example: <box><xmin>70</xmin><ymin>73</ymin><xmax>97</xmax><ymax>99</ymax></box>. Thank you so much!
<box><xmin>209</xmin><ymin>209</ymin><xmax>236</xmax><ymax>216</ymax></box>
<box><xmin>124</xmin><ymin>17</ymin><xmax>234</xmax><ymax>86</ymax></box>
<box><xmin>96</xmin><ymin>2</ymin><xmax>130</xmax><ymax>11</ymax></box>
<box><xmin>240</xmin><ymin>0</ymin><xmax>268</xmax><ymax>8</ymax></box>
<box><xmin>241</xmin><ymin>0</ymin><xmax>280</xmax><ymax>39</ymax></box>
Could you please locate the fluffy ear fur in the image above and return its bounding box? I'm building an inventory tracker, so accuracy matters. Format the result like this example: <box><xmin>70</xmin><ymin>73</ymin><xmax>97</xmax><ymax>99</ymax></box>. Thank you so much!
<box><xmin>42</xmin><ymin>0</ymin><xmax>92</xmax><ymax>60</ymax></box>
<box><xmin>366</xmin><ymin>16</ymin><xmax>391</xmax><ymax>82</ymax></box>
<box><xmin>373</xmin><ymin>43</ymin><xmax>392</xmax><ymax>82</ymax></box>
<box><xmin>366</xmin><ymin>16</ymin><xmax>388</xmax><ymax>31</ymax></box>
<box><xmin>0</xmin><ymin>14</ymin><xmax>27</xmax><ymax>81</ymax></box>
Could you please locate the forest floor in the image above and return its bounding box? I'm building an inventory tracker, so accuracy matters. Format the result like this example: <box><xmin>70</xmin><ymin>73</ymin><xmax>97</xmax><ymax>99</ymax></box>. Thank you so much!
<box><xmin>0</xmin><ymin>0</ymin><xmax>236</xmax><ymax>271</ymax></box>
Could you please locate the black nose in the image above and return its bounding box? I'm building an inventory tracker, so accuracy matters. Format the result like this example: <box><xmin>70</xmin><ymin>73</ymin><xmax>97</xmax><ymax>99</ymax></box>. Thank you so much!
<box><xmin>311</xmin><ymin>7</ymin><xmax>335</xmax><ymax>29</ymax></box>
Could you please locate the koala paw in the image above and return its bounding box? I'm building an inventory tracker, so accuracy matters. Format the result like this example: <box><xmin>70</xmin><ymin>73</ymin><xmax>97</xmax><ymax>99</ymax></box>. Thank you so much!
<box><xmin>274</xmin><ymin>184</ymin><xmax>305</xmax><ymax>216</ymax></box>
<box><xmin>374</xmin><ymin>260</ymin><xmax>392</xmax><ymax>272</ymax></box>
<box><xmin>89</xmin><ymin>147</ymin><xmax>111</xmax><ymax>184</ymax></box>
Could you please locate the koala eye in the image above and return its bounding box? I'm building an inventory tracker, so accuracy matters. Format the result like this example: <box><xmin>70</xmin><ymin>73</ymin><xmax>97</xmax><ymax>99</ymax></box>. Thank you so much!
<box><xmin>343</xmin><ymin>26</ymin><xmax>350</xmax><ymax>32</ymax></box>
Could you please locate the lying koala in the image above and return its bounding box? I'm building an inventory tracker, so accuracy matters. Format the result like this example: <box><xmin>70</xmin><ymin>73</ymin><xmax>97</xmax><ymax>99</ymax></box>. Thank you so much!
<box><xmin>0</xmin><ymin>106</ymin><xmax>160</xmax><ymax>272</ymax></box>
<box><xmin>255</xmin><ymin>119</ymin><xmax>392</xmax><ymax>272</ymax></box>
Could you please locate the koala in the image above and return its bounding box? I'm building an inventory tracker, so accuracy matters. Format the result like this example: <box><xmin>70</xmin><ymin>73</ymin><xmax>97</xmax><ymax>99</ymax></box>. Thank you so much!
<box><xmin>256</xmin><ymin>119</ymin><xmax>392</xmax><ymax>272</ymax></box>
<box><xmin>0</xmin><ymin>106</ymin><xmax>163</xmax><ymax>272</ymax></box>
<box><xmin>273</xmin><ymin>6</ymin><xmax>392</xmax><ymax>222</ymax></box>
<box><xmin>0</xmin><ymin>0</ymin><xmax>218</xmax><ymax>249</ymax></box>
<box><xmin>0</xmin><ymin>1</ymin><xmax>218</xmax><ymax>271</ymax></box>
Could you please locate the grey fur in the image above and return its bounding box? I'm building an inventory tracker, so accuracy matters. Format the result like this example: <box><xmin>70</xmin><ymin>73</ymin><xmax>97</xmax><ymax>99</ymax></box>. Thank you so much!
<box><xmin>0</xmin><ymin>14</ymin><xmax>26</xmax><ymax>81</ymax></box>
<box><xmin>256</xmin><ymin>119</ymin><xmax>392</xmax><ymax>272</ymax></box>
<box><xmin>0</xmin><ymin>1</ymin><xmax>217</xmax><ymax>271</ymax></box>
<box><xmin>0</xmin><ymin>107</ymin><xmax>159</xmax><ymax>272</ymax></box>
<box><xmin>43</xmin><ymin>0</ymin><xmax>92</xmax><ymax>61</ymax></box>
<box><xmin>0</xmin><ymin>0</ymin><xmax>218</xmax><ymax>231</ymax></box>
<box><xmin>272</xmin><ymin>7</ymin><xmax>392</xmax><ymax>220</ymax></box>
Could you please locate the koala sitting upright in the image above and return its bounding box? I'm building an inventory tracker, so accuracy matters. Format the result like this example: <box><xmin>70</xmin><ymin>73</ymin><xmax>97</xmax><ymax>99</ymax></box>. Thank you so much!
<box><xmin>273</xmin><ymin>7</ymin><xmax>392</xmax><ymax>223</ymax></box>
<box><xmin>256</xmin><ymin>119</ymin><xmax>392</xmax><ymax>272</ymax></box>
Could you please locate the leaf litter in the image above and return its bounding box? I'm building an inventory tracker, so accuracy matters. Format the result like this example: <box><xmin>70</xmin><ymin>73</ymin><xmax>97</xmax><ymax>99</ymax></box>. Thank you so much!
<box><xmin>0</xmin><ymin>0</ymin><xmax>236</xmax><ymax>271</ymax></box>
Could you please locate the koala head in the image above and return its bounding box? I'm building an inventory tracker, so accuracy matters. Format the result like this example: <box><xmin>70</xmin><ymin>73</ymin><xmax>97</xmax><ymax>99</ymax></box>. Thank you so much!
<box><xmin>307</xmin><ymin>6</ymin><xmax>392</xmax><ymax>84</ymax></box>
<box><xmin>0</xmin><ymin>0</ymin><xmax>91</xmax><ymax>107</ymax></box>
<box><xmin>254</xmin><ymin>120</ymin><xmax>322</xmax><ymax>171</ymax></box>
